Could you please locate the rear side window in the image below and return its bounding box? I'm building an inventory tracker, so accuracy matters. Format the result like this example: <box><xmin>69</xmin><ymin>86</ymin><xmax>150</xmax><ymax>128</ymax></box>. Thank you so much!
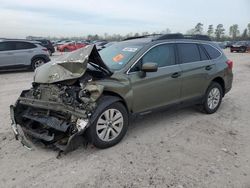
<box><xmin>198</xmin><ymin>45</ymin><xmax>209</xmax><ymax>61</ymax></box>
<box><xmin>141</xmin><ymin>44</ymin><xmax>175</xmax><ymax>67</ymax></box>
<box><xmin>177</xmin><ymin>43</ymin><xmax>200</xmax><ymax>63</ymax></box>
<box><xmin>0</xmin><ymin>42</ymin><xmax>16</xmax><ymax>51</ymax></box>
<box><xmin>15</xmin><ymin>42</ymin><xmax>36</xmax><ymax>50</ymax></box>
<box><xmin>202</xmin><ymin>44</ymin><xmax>221</xmax><ymax>59</ymax></box>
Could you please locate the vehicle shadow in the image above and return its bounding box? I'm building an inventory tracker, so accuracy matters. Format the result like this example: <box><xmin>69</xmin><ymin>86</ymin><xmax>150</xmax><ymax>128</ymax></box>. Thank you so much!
<box><xmin>127</xmin><ymin>106</ymin><xmax>198</xmax><ymax>137</ymax></box>
<box><xmin>0</xmin><ymin>69</ymin><xmax>33</xmax><ymax>74</ymax></box>
<box><xmin>65</xmin><ymin>105</ymin><xmax>200</xmax><ymax>159</ymax></box>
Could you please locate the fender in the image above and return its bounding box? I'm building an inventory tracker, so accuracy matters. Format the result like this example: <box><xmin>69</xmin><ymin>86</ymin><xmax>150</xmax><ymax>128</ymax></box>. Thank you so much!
<box><xmin>89</xmin><ymin>95</ymin><xmax>122</xmax><ymax>125</ymax></box>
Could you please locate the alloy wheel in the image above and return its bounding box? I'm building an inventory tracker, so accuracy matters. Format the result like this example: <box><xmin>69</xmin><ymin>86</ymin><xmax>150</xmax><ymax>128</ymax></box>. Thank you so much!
<box><xmin>207</xmin><ymin>88</ymin><xmax>221</xmax><ymax>110</ymax></box>
<box><xmin>34</xmin><ymin>59</ymin><xmax>45</xmax><ymax>68</ymax></box>
<box><xmin>96</xmin><ymin>109</ymin><xmax>124</xmax><ymax>142</ymax></box>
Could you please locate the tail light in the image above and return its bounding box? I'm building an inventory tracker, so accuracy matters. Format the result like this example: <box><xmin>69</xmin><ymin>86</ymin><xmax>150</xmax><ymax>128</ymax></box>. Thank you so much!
<box><xmin>42</xmin><ymin>48</ymin><xmax>48</xmax><ymax>52</ymax></box>
<box><xmin>226</xmin><ymin>60</ymin><xmax>233</xmax><ymax>70</ymax></box>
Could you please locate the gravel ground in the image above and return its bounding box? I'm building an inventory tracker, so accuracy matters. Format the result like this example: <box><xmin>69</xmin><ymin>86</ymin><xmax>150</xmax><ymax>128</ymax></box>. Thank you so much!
<box><xmin>0</xmin><ymin>50</ymin><xmax>250</xmax><ymax>188</ymax></box>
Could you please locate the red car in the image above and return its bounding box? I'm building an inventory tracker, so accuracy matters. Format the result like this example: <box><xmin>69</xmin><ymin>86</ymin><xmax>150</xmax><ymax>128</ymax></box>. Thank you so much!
<box><xmin>57</xmin><ymin>42</ymin><xmax>87</xmax><ymax>52</ymax></box>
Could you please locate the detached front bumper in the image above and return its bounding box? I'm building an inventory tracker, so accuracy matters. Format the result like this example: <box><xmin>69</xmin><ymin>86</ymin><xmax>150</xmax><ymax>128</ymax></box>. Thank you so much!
<box><xmin>10</xmin><ymin>105</ymin><xmax>33</xmax><ymax>150</ymax></box>
<box><xmin>10</xmin><ymin>103</ymin><xmax>89</xmax><ymax>153</ymax></box>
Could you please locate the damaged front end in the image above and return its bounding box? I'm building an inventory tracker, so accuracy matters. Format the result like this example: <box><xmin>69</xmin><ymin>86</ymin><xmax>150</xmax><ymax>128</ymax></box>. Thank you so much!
<box><xmin>10</xmin><ymin>45</ymin><xmax>110</xmax><ymax>153</ymax></box>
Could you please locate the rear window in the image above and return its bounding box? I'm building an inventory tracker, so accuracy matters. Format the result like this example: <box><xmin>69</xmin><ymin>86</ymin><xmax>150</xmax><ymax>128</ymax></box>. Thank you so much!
<box><xmin>15</xmin><ymin>42</ymin><xmax>36</xmax><ymax>50</ymax></box>
<box><xmin>202</xmin><ymin>44</ymin><xmax>221</xmax><ymax>59</ymax></box>
<box><xmin>177</xmin><ymin>43</ymin><xmax>200</xmax><ymax>63</ymax></box>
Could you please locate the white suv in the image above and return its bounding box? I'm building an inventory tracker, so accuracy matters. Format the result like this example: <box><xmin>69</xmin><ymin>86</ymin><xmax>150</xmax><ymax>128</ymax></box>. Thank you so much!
<box><xmin>0</xmin><ymin>39</ymin><xmax>50</xmax><ymax>71</ymax></box>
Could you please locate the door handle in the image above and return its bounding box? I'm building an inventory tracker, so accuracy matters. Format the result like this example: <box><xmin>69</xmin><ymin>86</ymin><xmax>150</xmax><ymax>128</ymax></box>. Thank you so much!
<box><xmin>171</xmin><ymin>72</ymin><xmax>181</xmax><ymax>78</ymax></box>
<box><xmin>205</xmin><ymin>65</ymin><xmax>212</xmax><ymax>71</ymax></box>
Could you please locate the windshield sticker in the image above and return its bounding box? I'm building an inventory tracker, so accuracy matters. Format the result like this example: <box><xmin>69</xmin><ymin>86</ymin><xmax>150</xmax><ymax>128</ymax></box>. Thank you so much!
<box><xmin>113</xmin><ymin>54</ymin><xmax>124</xmax><ymax>62</ymax></box>
<box><xmin>122</xmin><ymin>47</ymin><xmax>138</xmax><ymax>52</ymax></box>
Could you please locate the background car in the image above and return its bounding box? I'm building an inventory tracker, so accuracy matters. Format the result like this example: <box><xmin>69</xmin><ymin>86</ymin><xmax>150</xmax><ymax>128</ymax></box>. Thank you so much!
<box><xmin>0</xmin><ymin>39</ymin><xmax>50</xmax><ymax>71</ymax></box>
<box><xmin>230</xmin><ymin>41</ymin><xmax>250</xmax><ymax>52</ymax></box>
<box><xmin>223</xmin><ymin>41</ymin><xmax>235</xmax><ymax>48</ymax></box>
<box><xmin>35</xmin><ymin>39</ymin><xmax>55</xmax><ymax>56</ymax></box>
<box><xmin>57</xmin><ymin>42</ymin><xmax>87</xmax><ymax>52</ymax></box>
<box><xmin>94</xmin><ymin>41</ymin><xmax>108</xmax><ymax>51</ymax></box>
<box><xmin>216</xmin><ymin>42</ymin><xmax>226</xmax><ymax>49</ymax></box>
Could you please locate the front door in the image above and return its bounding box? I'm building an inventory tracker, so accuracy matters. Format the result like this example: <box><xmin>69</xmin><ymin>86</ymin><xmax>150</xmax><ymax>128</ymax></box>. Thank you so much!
<box><xmin>128</xmin><ymin>43</ymin><xmax>182</xmax><ymax>113</ymax></box>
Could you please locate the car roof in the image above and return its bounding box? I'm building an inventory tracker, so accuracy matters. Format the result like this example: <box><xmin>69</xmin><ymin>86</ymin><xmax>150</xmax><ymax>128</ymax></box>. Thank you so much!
<box><xmin>0</xmin><ymin>39</ymin><xmax>38</xmax><ymax>43</ymax></box>
<box><xmin>123</xmin><ymin>33</ymin><xmax>212</xmax><ymax>44</ymax></box>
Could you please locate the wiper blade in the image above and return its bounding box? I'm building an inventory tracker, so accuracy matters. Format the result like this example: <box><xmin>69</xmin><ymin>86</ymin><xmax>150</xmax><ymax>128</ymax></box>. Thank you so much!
<box><xmin>88</xmin><ymin>62</ymin><xmax>111</xmax><ymax>75</ymax></box>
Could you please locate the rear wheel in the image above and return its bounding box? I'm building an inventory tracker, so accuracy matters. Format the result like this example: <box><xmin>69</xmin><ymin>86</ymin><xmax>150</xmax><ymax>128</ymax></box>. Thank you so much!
<box><xmin>202</xmin><ymin>82</ymin><xmax>223</xmax><ymax>114</ymax></box>
<box><xmin>86</xmin><ymin>102</ymin><xmax>128</xmax><ymax>149</ymax></box>
<box><xmin>31</xmin><ymin>58</ymin><xmax>45</xmax><ymax>70</ymax></box>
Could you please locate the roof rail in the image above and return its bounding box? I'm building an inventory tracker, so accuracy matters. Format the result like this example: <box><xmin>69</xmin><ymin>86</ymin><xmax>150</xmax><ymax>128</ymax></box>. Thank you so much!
<box><xmin>123</xmin><ymin>34</ymin><xmax>161</xmax><ymax>41</ymax></box>
<box><xmin>155</xmin><ymin>33</ymin><xmax>211</xmax><ymax>41</ymax></box>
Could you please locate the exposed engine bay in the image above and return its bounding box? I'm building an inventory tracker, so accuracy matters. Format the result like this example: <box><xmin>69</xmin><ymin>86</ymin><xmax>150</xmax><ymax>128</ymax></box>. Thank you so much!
<box><xmin>10</xmin><ymin>45</ymin><xmax>112</xmax><ymax>155</ymax></box>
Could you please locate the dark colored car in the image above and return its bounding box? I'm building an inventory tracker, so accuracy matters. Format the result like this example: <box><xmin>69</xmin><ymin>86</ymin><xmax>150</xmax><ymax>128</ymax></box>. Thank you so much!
<box><xmin>222</xmin><ymin>41</ymin><xmax>234</xmax><ymax>48</ymax></box>
<box><xmin>230</xmin><ymin>41</ymin><xmax>250</xmax><ymax>53</ymax></box>
<box><xmin>94</xmin><ymin>41</ymin><xmax>108</xmax><ymax>51</ymax></box>
<box><xmin>10</xmin><ymin>34</ymin><xmax>233</xmax><ymax>154</ymax></box>
<box><xmin>35</xmin><ymin>39</ymin><xmax>55</xmax><ymax>56</ymax></box>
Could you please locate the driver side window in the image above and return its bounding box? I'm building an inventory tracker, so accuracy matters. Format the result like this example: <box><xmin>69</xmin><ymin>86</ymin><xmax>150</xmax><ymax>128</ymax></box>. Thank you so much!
<box><xmin>129</xmin><ymin>44</ymin><xmax>175</xmax><ymax>73</ymax></box>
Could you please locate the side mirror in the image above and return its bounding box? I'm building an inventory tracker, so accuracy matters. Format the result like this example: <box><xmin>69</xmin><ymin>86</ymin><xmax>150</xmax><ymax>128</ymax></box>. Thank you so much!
<box><xmin>141</xmin><ymin>62</ymin><xmax>158</xmax><ymax>72</ymax></box>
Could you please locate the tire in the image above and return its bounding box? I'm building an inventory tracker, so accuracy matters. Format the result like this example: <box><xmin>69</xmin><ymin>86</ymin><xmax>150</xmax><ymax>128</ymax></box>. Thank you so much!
<box><xmin>48</xmin><ymin>50</ymin><xmax>52</xmax><ymax>56</ymax></box>
<box><xmin>202</xmin><ymin>82</ymin><xmax>223</xmax><ymax>114</ymax></box>
<box><xmin>31</xmin><ymin>58</ymin><xmax>45</xmax><ymax>70</ymax></box>
<box><xmin>240</xmin><ymin>47</ymin><xmax>246</xmax><ymax>53</ymax></box>
<box><xmin>86</xmin><ymin>102</ymin><xmax>128</xmax><ymax>149</ymax></box>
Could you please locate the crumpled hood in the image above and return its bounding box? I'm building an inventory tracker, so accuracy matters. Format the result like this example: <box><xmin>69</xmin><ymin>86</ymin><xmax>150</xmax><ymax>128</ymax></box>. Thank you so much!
<box><xmin>34</xmin><ymin>45</ymin><xmax>111</xmax><ymax>84</ymax></box>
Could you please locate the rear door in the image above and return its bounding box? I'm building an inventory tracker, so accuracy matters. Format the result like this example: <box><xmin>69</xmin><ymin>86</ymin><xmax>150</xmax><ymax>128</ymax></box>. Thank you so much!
<box><xmin>177</xmin><ymin>43</ymin><xmax>215</xmax><ymax>101</ymax></box>
<box><xmin>14</xmin><ymin>42</ymin><xmax>37</xmax><ymax>66</ymax></box>
<box><xmin>0</xmin><ymin>41</ymin><xmax>16</xmax><ymax>68</ymax></box>
<box><xmin>128</xmin><ymin>43</ymin><xmax>182</xmax><ymax>113</ymax></box>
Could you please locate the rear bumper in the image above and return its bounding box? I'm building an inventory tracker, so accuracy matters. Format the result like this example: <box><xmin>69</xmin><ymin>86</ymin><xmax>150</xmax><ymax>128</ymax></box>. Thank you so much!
<box><xmin>225</xmin><ymin>73</ymin><xmax>233</xmax><ymax>94</ymax></box>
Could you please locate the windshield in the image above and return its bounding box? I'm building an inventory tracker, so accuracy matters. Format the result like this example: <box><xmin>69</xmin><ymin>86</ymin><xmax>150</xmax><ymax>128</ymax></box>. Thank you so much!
<box><xmin>99</xmin><ymin>42</ymin><xmax>143</xmax><ymax>70</ymax></box>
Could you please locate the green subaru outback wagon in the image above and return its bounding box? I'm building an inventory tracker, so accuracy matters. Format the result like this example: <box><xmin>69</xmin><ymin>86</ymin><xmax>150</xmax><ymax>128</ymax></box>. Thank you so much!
<box><xmin>10</xmin><ymin>34</ymin><xmax>233</xmax><ymax>153</ymax></box>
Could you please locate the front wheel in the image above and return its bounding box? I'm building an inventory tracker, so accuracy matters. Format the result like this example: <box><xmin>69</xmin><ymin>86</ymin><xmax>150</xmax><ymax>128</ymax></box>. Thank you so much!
<box><xmin>202</xmin><ymin>82</ymin><xmax>223</xmax><ymax>114</ymax></box>
<box><xmin>86</xmin><ymin>102</ymin><xmax>128</xmax><ymax>149</ymax></box>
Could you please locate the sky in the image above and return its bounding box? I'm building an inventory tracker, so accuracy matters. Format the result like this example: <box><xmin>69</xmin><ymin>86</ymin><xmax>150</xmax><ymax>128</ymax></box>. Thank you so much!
<box><xmin>0</xmin><ymin>0</ymin><xmax>249</xmax><ymax>38</ymax></box>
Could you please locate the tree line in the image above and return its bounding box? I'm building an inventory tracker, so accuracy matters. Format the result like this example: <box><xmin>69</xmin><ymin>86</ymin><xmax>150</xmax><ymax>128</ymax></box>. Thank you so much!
<box><xmin>187</xmin><ymin>23</ymin><xmax>250</xmax><ymax>41</ymax></box>
<box><xmin>41</xmin><ymin>23</ymin><xmax>250</xmax><ymax>42</ymax></box>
